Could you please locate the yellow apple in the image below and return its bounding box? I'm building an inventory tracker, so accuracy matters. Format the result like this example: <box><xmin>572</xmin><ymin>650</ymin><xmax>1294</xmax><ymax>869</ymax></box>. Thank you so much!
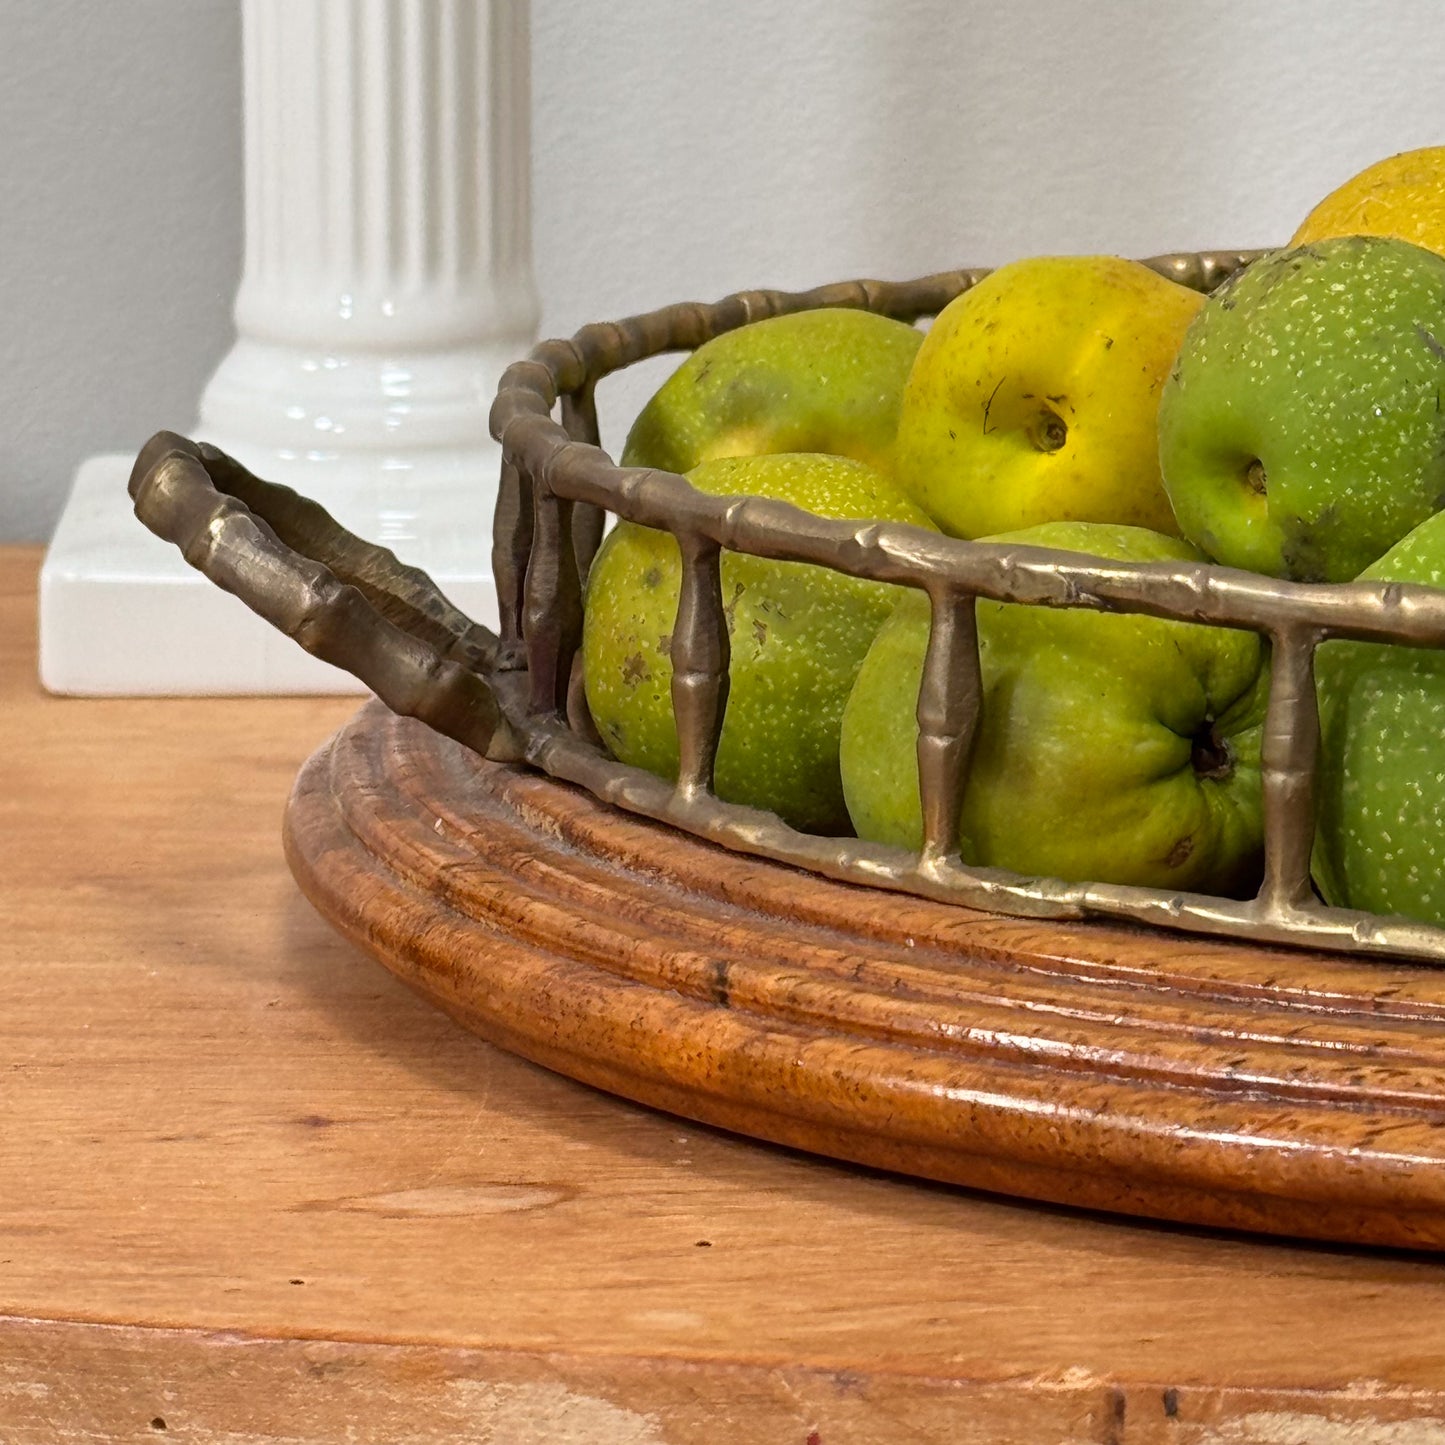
<box><xmin>1292</xmin><ymin>146</ymin><xmax>1445</xmax><ymax>260</ymax></box>
<box><xmin>620</xmin><ymin>307</ymin><xmax>923</xmax><ymax>477</ymax></box>
<box><xmin>891</xmin><ymin>255</ymin><xmax>1204</xmax><ymax>538</ymax></box>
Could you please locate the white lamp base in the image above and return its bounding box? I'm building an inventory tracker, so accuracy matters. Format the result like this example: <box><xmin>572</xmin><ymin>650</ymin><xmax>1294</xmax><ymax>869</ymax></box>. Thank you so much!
<box><xmin>38</xmin><ymin>450</ymin><xmax>503</xmax><ymax>697</ymax></box>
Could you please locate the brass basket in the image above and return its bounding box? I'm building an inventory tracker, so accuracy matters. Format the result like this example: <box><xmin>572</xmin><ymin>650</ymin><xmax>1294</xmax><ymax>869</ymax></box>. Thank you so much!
<box><xmin>130</xmin><ymin>252</ymin><xmax>1445</xmax><ymax>965</ymax></box>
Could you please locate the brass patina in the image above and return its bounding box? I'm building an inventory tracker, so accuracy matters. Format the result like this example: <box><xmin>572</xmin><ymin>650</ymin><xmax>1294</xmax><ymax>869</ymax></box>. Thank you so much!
<box><xmin>129</xmin><ymin>252</ymin><xmax>1445</xmax><ymax>963</ymax></box>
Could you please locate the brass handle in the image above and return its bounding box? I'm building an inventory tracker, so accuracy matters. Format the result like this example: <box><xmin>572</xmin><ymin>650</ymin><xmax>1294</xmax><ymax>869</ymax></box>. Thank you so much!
<box><xmin>128</xmin><ymin>431</ymin><xmax>521</xmax><ymax>762</ymax></box>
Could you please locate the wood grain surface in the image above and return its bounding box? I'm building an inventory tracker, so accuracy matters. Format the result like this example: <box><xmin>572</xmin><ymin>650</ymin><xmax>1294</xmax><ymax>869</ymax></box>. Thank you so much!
<box><xmin>6</xmin><ymin>544</ymin><xmax>1445</xmax><ymax>1443</ymax></box>
<box><xmin>289</xmin><ymin>696</ymin><xmax>1445</xmax><ymax>1253</ymax></box>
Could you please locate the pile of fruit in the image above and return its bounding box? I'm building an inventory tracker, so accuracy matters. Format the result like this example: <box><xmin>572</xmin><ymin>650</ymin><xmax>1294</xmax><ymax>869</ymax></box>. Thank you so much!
<box><xmin>581</xmin><ymin>146</ymin><xmax>1445</xmax><ymax>930</ymax></box>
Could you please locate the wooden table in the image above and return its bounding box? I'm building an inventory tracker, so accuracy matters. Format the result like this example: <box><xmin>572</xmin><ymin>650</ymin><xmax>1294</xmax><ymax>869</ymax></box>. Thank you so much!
<box><xmin>5</xmin><ymin>544</ymin><xmax>1445</xmax><ymax>1444</ymax></box>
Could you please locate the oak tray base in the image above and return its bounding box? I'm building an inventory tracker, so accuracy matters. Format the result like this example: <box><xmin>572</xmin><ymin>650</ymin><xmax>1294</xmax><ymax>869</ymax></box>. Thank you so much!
<box><xmin>283</xmin><ymin>701</ymin><xmax>1445</xmax><ymax>1251</ymax></box>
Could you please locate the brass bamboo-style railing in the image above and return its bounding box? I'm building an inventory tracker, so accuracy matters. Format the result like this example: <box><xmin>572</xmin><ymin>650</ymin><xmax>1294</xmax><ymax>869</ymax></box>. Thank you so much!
<box><xmin>130</xmin><ymin>252</ymin><xmax>1445</xmax><ymax>963</ymax></box>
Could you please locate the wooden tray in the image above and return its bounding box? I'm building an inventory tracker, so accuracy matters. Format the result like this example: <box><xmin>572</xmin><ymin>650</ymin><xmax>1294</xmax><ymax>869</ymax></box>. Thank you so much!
<box><xmin>284</xmin><ymin>699</ymin><xmax>1445</xmax><ymax>1253</ymax></box>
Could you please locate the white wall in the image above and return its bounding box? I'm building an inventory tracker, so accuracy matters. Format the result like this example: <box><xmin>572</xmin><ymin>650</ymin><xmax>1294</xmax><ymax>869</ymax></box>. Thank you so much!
<box><xmin>5</xmin><ymin>0</ymin><xmax>1445</xmax><ymax>540</ymax></box>
<box><xmin>1</xmin><ymin>0</ymin><xmax>243</xmax><ymax>543</ymax></box>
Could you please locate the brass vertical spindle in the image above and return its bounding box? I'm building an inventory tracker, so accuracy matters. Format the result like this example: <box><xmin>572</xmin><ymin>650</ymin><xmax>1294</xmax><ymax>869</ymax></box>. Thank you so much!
<box><xmin>491</xmin><ymin>458</ymin><xmax>533</xmax><ymax>667</ymax></box>
<box><xmin>1257</xmin><ymin>625</ymin><xmax>1324</xmax><ymax>915</ymax></box>
<box><xmin>561</xmin><ymin>382</ymin><xmax>607</xmax><ymax>587</ymax></box>
<box><xmin>524</xmin><ymin>477</ymin><xmax>584</xmax><ymax>716</ymax></box>
<box><xmin>915</xmin><ymin>587</ymin><xmax>983</xmax><ymax>867</ymax></box>
<box><xmin>671</xmin><ymin>534</ymin><xmax>731</xmax><ymax>797</ymax></box>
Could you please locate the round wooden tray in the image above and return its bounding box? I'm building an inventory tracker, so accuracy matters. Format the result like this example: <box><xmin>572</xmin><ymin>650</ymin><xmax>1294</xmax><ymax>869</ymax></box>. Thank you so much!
<box><xmin>284</xmin><ymin>700</ymin><xmax>1445</xmax><ymax>1252</ymax></box>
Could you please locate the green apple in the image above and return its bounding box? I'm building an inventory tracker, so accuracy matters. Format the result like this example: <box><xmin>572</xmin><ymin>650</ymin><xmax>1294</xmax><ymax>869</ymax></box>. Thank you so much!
<box><xmin>1314</xmin><ymin>510</ymin><xmax>1445</xmax><ymax>924</ymax></box>
<box><xmin>583</xmin><ymin>452</ymin><xmax>937</xmax><ymax>833</ymax></box>
<box><xmin>620</xmin><ymin>308</ymin><xmax>923</xmax><ymax>477</ymax></box>
<box><xmin>1159</xmin><ymin>236</ymin><xmax>1445</xmax><ymax>583</ymax></box>
<box><xmin>891</xmin><ymin>255</ymin><xmax>1201</xmax><ymax>539</ymax></box>
<box><xmin>839</xmin><ymin>521</ymin><xmax>1269</xmax><ymax>892</ymax></box>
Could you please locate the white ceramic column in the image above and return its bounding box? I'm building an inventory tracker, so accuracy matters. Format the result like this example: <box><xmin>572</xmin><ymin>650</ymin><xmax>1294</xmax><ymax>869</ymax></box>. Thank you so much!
<box><xmin>202</xmin><ymin>0</ymin><xmax>537</xmax><ymax>543</ymax></box>
<box><xmin>41</xmin><ymin>0</ymin><xmax>537</xmax><ymax>694</ymax></box>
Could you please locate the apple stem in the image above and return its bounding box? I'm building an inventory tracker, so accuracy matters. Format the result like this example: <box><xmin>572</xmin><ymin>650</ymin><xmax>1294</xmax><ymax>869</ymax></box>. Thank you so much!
<box><xmin>1030</xmin><ymin>410</ymin><xmax>1068</xmax><ymax>453</ymax></box>
<box><xmin>1191</xmin><ymin>721</ymin><xmax>1235</xmax><ymax>781</ymax></box>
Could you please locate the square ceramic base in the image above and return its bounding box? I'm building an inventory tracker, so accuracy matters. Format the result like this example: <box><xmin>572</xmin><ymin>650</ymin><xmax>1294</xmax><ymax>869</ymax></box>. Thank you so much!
<box><xmin>39</xmin><ymin>453</ymin><xmax>501</xmax><ymax>696</ymax></box>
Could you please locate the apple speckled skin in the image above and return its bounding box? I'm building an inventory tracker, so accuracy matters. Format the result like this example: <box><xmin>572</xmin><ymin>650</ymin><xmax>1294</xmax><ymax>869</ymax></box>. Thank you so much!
<box><xmin>839</xmin><ymin>522</ymin><xmax>1269</xmax><ymax>893</ymax></box>
<box><xmin>890</xmin><ymin>255</ymin><xmax>1202</xmax><ymax>540</ymax></box>
<box><xmin>1314</xmin><ymin>511</ymin><xmax>1445</xmax><ymax>925</ymax></box>
<box><xmin>582</xmin><ymin>453</ymin><xmax>936</xmax><ymax>835</ymax></box>
<box><xmin>620</xmin><ymin>308</ymin><xmax>923</xmax><ymax>478</ymax></box>
<box><xmin>1159</xmin><ymin>237</ymin><xmax>1445</xmax><ymax>584</ymax></box>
